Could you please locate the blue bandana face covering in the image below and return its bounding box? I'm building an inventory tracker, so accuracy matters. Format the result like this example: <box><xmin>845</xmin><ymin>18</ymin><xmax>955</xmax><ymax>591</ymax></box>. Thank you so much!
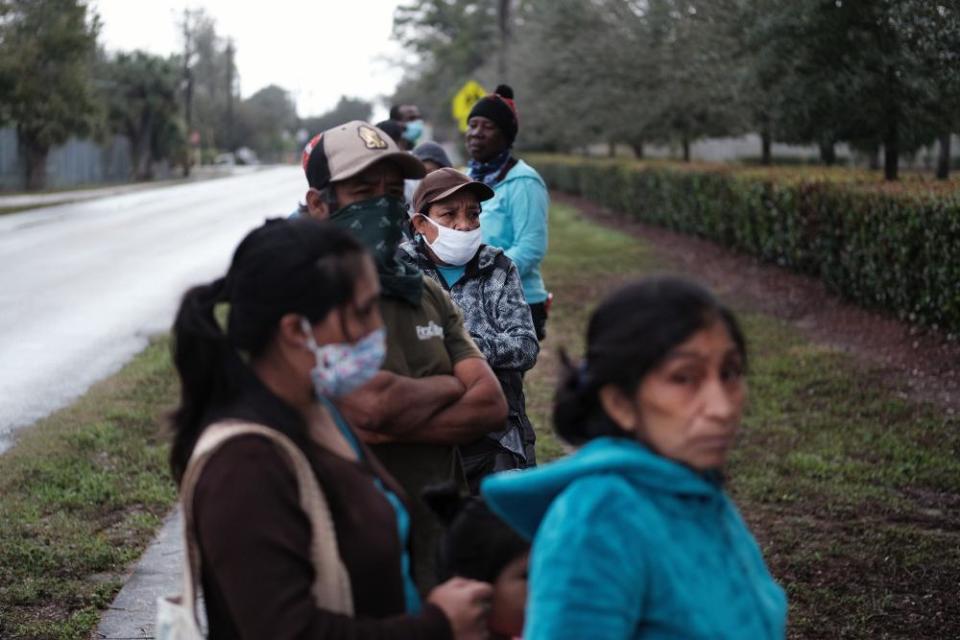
<box><xmin>301</xmin><ymin>318</ymin><xmax>386</xmax><ymax>398</ymax></box>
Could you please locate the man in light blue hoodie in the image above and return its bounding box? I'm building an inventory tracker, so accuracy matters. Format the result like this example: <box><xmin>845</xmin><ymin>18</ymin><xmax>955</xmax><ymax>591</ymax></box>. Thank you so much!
<box><xmin>466</xmin><ymin>84</ymin><xmax>550</xmax><ymax>342</ymax></box>
<box><xmin>482</xmin><ymin>278</ymin><xmax>788</xmax><ymax>639</ymax></box>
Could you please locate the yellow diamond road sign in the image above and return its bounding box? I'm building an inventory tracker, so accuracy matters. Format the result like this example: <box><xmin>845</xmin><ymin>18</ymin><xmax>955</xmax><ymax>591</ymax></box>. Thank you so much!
<box><xmin>452</xmin><ymin>80</ymin><xmax>487</xmax><ymax>133</ymax></box>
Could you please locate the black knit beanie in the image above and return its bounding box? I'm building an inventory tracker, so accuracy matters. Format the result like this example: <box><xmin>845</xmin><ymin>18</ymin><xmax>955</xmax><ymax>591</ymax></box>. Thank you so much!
<box><xmin>467</xmin><ymin>84</ymin><xmax>519</xmax><ymax>145</ymax></box>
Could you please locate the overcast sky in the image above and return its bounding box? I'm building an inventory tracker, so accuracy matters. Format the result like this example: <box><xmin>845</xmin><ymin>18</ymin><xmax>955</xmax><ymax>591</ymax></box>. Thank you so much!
<box><xmin>92</xmin><ymin>0</ymin><xmax>407</xmax><ymax>120</ymax></box>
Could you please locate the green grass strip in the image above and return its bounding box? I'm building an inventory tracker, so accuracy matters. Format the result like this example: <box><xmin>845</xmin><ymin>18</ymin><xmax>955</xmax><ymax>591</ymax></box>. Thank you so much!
<box><xmin>0</xmin><ymin>339</ymin><xmax>177</xmax><ymax>640</ymax></box>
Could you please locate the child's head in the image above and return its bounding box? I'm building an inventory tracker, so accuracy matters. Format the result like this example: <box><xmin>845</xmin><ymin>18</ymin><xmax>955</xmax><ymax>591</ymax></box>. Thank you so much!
<box><xmin>425</xmin><ymin>484</ymin><xmax>530</xmax><ymax>638</ymax></box>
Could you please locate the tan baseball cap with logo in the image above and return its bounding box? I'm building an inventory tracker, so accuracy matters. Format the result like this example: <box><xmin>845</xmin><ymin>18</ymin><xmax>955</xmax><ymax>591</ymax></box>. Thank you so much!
<box><xmin>302</xmin><ymin>120</ymin><xmax>426</xmax><ymax>189</ymax></box>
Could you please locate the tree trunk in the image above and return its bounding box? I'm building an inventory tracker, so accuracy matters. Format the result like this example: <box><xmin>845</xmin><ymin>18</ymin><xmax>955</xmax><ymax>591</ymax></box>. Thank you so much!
<box><xmin>497</xmin><ymin>0</ymin><xmax>511</xmax><ymax>81</ymax></box>
<box><xmin>761</xmin><ymin>129</ymin><xmax>772</xmax><ymax>166</ymax></box>
<box><xmin>937</xmin><ymin>133</ymin><xmax>951</xmax><ymax>180</ymax></box>
<box><xmin>867</xmin><ymin>143</ymin><xmax>880</xmax><ymax>170</ymax></box>
<box><xmin>819</xmin><ymin>139</ymin><xmax>836</xmax><ymax>166</ymax></box>
<box><xmin>183</xmin><ymin>72</ymin><xmax>194</xmax><ymax>178</ymax></box>
<box><xmin>130</xmin><ymin>123</ymin><xmax>151</xmax><ymax>181</ymax></box>
<box><xmin>131</xmin><ymin>137</ymin><xmax>146</xmax><ymax>181</ymax></box>
<box><xmin>883</xmin><ymin>118</ymin><xmax>899</xmax><ymax>181</ymax></box>
<box><xmin>140</xmin><ymin>154</ymin><xmax>155</xmax><ymax>181</ymax></box>
<box><xmin>682</xmin><ymin>135</ymin><xmax>691</xmax><ymax>162</ymax></box>
<box><xmin>140</xmin><ymin>112</ymin><xmax>157</xmax><ymax>181</ymax></box>
<box><xmin>882</xmin><ymin>68</ymin><xmax>899</xmax><ymax>181</ymax></box>
<box><xmin>19</xmin><ymin>134</ymin><xmax>48</xmax><ymax>191</ymax></box>
<box><xmin>225</xmin><ymin>39</ymin><xmax>236</xmax><ymax>150</ymax></box>
<box><xmin>630</xmin><ymin>139</ymin><xmax>645</xmax><ymax>159</ymax></box>
<box><xmin>182</xmin><ymin>11</ymin><xmax>194</xmax><ymax>178</ymax></box>
<box><xmin>607</xmin><ymin>141</ymin><xmax>616</xmax><ymax>158</ymax></box>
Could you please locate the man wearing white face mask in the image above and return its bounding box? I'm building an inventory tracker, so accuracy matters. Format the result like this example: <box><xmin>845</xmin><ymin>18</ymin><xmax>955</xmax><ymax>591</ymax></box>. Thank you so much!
<box><xmin>403</xmin><ymin>168</ymin><xmax>540</xmax><ymax>491</ymax></box>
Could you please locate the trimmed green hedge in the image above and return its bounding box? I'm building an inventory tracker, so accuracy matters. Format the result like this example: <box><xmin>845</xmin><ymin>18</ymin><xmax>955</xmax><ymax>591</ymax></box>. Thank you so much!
<box><xmin>531</xmin><ymin>156</ymin><xmax>960</xmax><ymax>335</ymax></box>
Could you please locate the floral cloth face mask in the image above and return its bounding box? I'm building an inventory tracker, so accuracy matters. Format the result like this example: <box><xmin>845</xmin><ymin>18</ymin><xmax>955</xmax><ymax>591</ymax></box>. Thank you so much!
<box><xmin>301</xmin><ymin>317</ymin><xmax>386</xmax><ymax>398</ymax></box>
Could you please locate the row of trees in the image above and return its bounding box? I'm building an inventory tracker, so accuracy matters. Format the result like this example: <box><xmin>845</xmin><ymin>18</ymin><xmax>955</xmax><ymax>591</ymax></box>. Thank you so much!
<box><xmin>0</xmin><ymin>0</ymin><xmax>372</xmax><ymax>189</ymax></box>
<box><xmin>392</xmin><ymin>0</ymin><xmax>960</xmax><ymax>180</ymax></box>
<box><xmin>0</xmin><ymin>0</ymin><xmax>102</xmax><ymax>189</ymax></box>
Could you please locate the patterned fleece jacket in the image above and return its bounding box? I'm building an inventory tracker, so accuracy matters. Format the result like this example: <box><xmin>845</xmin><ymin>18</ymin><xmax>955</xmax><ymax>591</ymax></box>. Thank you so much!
<box><xmin>399</xmin><ymin>239</ymin><xmax>539</xmax><ymax>460</ymax></box>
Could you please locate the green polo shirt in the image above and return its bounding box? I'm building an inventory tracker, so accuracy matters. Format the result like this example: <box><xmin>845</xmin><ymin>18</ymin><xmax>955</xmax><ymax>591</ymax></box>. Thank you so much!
<box><xmin>379</xmin><ymin>276</ymin><xmax>482</xmax><ymax>377</ymax></box>
<box><xmin>371</xmin><ymin>276</ymin><xmax>483</xmax><ymax>593</ymax></box>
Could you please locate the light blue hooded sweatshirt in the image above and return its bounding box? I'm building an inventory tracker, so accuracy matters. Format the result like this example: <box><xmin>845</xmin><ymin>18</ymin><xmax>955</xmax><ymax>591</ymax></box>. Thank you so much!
<box><xmin>479</xmin><ymin>160</ymin><xmax>549</xmax><ymax>304</ymax></box>
<box><xmin>482</xmin><ymin>437</ymin><xmax>787</xmax><ymax>640</ymax></box>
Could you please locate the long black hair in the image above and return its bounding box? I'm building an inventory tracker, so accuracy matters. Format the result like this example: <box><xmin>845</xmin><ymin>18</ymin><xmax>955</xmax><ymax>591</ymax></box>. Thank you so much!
<box><xmin>169</xmin><ymin>218</ymin><xmax>367</xmax><ymax>482</ymax></box>
<box><xmin>554</xmin><ymin>276</ymin><xmax>747</xmax><ymax>446</ymax></box>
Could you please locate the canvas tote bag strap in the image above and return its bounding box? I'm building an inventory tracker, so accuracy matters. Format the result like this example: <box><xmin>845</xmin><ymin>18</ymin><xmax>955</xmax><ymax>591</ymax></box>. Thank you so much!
<box><xmin>179</xmin><ymin>421</ymin><xmax>354</xmax><ymax>623</ymax></box>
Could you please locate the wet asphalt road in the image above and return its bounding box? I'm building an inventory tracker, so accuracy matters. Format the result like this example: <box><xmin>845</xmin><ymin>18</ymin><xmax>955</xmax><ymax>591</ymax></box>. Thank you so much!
<box><xmin>0</xmin><ymin>166</ymin><xmax>305</xmax><ymax>451</ymax></box>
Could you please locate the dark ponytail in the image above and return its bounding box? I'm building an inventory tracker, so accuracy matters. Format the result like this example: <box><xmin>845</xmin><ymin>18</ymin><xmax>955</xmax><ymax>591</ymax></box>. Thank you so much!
<box><xmin>553</xmin><ymin>277</ymin><xmax>747</xmax><ymax>446</ymax></box>
<box><xmin>552</xmin><ymin>348</ymin><xmax>625</xmax><ymax>445</ymax></box>
<box><xmin>168</xmin><ymin>277</ymin><xmax>242</xmax><ymax>481</ymax></box>
<box><xmin>169</xmin><ymin>218</ymin><xmax>367</xmax><ymax>482</ymax></box>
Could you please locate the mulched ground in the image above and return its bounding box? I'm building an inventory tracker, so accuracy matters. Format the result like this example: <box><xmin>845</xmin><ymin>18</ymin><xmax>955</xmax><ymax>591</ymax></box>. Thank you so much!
<box><xmin>554</xmin><ymin>192</ymin><xmax>960</xmax><ymax>415</ymax></box>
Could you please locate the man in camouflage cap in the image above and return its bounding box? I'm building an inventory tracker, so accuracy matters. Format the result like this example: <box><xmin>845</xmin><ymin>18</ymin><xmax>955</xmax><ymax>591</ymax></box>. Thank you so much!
<box><xmin>299</xmin><ymin>121</ymin><xmax>507</xmax><ymax>594</ymax></box>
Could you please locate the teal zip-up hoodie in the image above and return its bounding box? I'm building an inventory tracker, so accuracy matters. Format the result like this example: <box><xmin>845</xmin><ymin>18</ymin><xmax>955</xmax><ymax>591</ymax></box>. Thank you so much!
<box><xmin>479</xmin><ymin>160</ymin><xmax>549</xmax><ymax>304</ymax></box>
<box><xmin>482</xmin><ymin>437</ymin><xmax>787</xmax><ymax>640</ymax></box>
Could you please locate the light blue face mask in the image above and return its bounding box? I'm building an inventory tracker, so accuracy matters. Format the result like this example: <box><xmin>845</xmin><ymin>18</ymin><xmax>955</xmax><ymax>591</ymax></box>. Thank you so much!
<box><xmin>301</xmin><ymin>318</ymin><xmax>386</xmax><ymax>398</ymax></box>
<box><xmin>402</xmin><ymin>119</ymin><xmax>424</xmax><ymax>144</ymax></box>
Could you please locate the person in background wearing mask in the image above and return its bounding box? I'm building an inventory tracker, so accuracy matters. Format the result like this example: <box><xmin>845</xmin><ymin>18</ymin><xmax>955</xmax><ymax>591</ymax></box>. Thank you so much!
<box><xmin>404</xmin><ymin>141</ymin><xmax>455</xmax><ymax>232</ymax></box>
<box><xmin>393</xmin><ymin>106</ymin><xmax>433</xmax><ymax>212</ymax></box>
<box><xmin>392</xmin><ymin>103</ymin><xmax>425</xmax><ymax>149</ymax></box>
<box><xmin>300</xmin><ymin>121</ymin><xmax>508</xmax><ymax>593</ymax></box>
<box><xmin>402</xmin><ymin>168</ymin><xmax>539</xmax><ymax>489</ymax></box>
<box><xmin>466</xmin><ymin>85</ymin><xmax>550</xmax><ymax>348</ymax></box>
<box><xmin>168</xmin><ymin>218</ymin><xmax>493</xmax><ymax>639</ymax></box>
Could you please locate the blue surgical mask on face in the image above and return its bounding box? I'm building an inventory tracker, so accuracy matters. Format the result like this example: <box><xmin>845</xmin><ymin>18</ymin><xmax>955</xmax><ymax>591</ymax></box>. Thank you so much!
<box><xmin>403</xmin><ymin>119</ymin><xmax>424</xmax><ymax>144</ymax></box>
<box><xmin>301</xmin><ymin>318</ymin><xmax>386</xmax><ymax>398</ymax></box>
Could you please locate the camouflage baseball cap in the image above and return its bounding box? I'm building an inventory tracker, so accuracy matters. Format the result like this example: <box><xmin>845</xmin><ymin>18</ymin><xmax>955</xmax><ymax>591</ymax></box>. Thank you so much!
<box><xmin>302</xmin><ymin>120</ymin><xmax>425</xmax><ymax>189</ymax></box>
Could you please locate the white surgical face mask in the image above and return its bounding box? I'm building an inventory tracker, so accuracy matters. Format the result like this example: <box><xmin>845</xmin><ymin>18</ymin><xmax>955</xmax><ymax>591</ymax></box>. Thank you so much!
<box><xmin>418</xmin><ymin>214</ymin><xmax>482</xmax><ymax>266</ymax></box>
<box><xmin>300</xmin><ymin>318</ymin><xmax>385</xmax><ymax>398</ymax></box>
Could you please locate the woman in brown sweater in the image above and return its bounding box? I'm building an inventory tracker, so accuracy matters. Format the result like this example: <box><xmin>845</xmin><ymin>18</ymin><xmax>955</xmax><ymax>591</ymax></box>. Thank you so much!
<box><xmin>169</xmin><ymin>218</ymin><xmax>491</xmax><ymax>639</ymax></box>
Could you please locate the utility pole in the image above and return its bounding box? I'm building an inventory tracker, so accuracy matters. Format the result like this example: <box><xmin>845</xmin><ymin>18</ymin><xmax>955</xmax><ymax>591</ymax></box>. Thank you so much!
<box><xmin>225</xmin><ymin>38</ymin><xmax>235</xmax><ymax>152</ymax></box>
<box><xmin>181</xmin><ymin>9</ymin><xmax>195</xmax><ymax>177</ymax></box>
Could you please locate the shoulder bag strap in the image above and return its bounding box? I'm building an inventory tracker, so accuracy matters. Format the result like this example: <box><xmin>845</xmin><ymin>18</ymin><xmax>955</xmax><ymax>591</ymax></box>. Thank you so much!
<box><xmin>178</xmin><ymin>421</ymin><xmax>354</xmax><ymax>624</ymax></box>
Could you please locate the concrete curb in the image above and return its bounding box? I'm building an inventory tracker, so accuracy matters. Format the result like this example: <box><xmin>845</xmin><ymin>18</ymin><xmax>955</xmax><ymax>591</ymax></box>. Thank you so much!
<box><xmin>95</xmin><ymin>508</ymin><xmax>205</xmax><ymax>639</ymax></box>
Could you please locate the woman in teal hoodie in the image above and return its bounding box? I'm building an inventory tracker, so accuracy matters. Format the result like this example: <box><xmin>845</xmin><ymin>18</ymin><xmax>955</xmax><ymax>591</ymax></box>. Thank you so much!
<box><xmin>466</xmin><ymin>85</ymin><xmax>549</xmax><ymax>345</ymax></box>
<box><xmin>483</xmin><ymin>277</ymin><xmax>787</xmax><ymax>639</ymax></box>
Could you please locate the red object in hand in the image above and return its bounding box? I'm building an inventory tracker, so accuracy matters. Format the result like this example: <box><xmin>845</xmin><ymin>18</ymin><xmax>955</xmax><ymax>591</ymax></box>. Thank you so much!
<box><xmin>545</xmin><ymin>292</ymin><xmax>553</xmax><ymax>316</ymax></box>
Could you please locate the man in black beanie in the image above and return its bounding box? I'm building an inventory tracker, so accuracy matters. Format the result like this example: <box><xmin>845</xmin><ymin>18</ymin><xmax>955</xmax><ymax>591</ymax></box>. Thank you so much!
<box><xmin>465</xmin><ymin>84</ymin><xmax>550</xmax><ymax>465</ymax></box>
